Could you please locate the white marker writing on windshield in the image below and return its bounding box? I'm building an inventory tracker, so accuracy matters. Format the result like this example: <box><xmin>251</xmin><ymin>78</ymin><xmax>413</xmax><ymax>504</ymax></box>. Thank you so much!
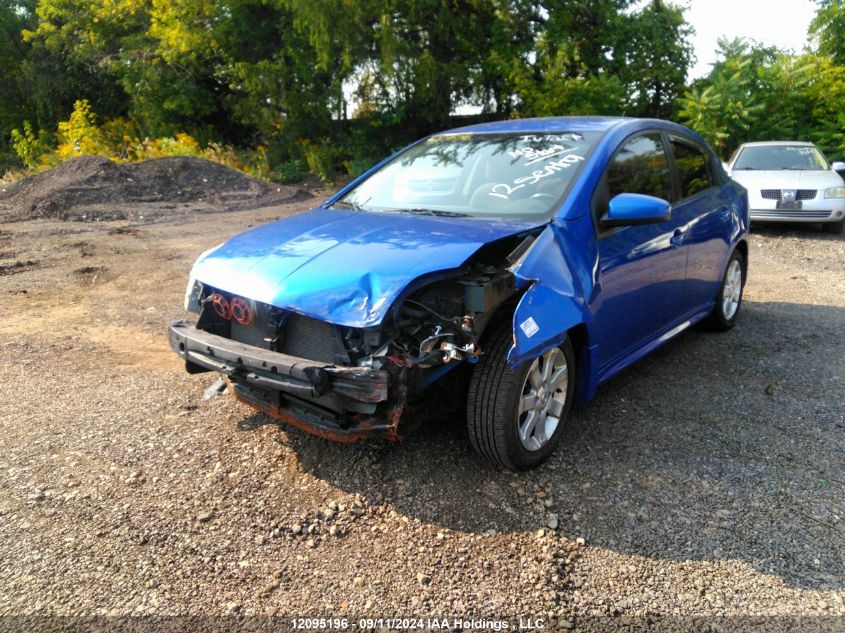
<box><xmin>489</xmin><ymin>154</ymin><xmax>585</xmax><ymax>200</ymax></box>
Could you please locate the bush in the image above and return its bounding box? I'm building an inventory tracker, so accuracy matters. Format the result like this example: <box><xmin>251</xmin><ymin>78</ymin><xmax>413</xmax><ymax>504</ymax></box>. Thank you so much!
<box><xmin>0</xmin><ymin>166</ymin><xmax>29</xmax><ymax>187</ymax></box>
<box><xmin>10</xmin><ymin>121</ymin><xmax>53</xmax><ymax>169</ymax></box>
<box><xmin>301</xmin><ymin>140</ymin><xmax>340</xmax><ymax>186</ymax></box>
<box><xmin>54</xmin><ymin>100</ymin><xmax>110</xmax><ymax>162</ymax></box>
<box><xmin>9</xmin><ymin>101</ymin><xmax>274</xmax><ymax>182</ymax></box>
<box><xmin>342</xmin><ymin>157</ymin><xmax>376</xmax><ymax>178</ymax></box>
<box><xmin>271</xmin><ymin>159</ymin><xmax>309</xmax><ymax>184</ymax></box>
<box><xmin>9</xmin><ymin>100</ymin><xmax>399</xmax><ymax>186</ymax></box>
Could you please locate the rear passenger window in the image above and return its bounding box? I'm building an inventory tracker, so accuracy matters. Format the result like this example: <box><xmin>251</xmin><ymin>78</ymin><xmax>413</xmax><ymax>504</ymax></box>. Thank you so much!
<box><xmin>670</xmin><ymin>136</ymin><xmax>712</xmax><ymax>198</ymax></box>
<box><xmin>606</xmin><ymin>133</ymin><xmax>672</xmax><ymax>201</ymax></box>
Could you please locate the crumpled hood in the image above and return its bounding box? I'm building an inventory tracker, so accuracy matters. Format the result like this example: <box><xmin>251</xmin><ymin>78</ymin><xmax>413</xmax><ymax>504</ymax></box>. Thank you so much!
<box><xmin>191</xmin><ymin>207</ymin><xmax>540</xmax><ymax>327</ymax></box>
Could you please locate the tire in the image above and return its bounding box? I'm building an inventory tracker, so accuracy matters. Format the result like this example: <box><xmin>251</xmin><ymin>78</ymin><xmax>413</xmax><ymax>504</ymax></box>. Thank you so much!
<box><xmin>703</xmin><ymin>249</ymin><xmax>746</xmax><ymax>331</ymax></box>
<box><xmin>824</xmin><ymin>219</ymin><xmax>844</xmax><ymax>234</ymax></box>
<box><xmin>467</xmin><ymin>322</ymin><xmax>575</xmax><ymax>471</ymax></box>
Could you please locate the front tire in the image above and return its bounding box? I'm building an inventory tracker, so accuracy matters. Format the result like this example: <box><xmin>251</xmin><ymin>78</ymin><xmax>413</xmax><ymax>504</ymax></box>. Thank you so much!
<box><xmin>703</xmin><ymin>249</ymin><xmax>746</xmax><ymax>331</ymax></box>
<box><xmin>467</xmin><ymin>322</ymin><xmax>575</xmax><ymax>471</ymax></box>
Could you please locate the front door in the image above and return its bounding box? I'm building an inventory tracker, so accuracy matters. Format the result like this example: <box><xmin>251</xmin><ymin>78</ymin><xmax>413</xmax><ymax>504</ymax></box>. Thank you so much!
<box><xmin>589</xmin><ymin>132</ymin><xmax>690</xmax><ymax>373</ymax></box>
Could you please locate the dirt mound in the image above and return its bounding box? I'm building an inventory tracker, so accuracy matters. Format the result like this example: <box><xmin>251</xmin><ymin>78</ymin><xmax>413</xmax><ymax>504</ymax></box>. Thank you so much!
<box><xmin>0</xmin><ymin>155</ymin><xmax>311</xmax><ymax>222</ymax></box>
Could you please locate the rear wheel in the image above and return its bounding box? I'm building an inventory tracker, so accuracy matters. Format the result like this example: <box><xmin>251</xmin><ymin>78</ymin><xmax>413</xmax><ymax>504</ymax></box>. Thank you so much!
<box><xmin>467</xmin><ymin>322</ymin><xmax>575</xmax><ymax>471</ymax></box>
<box><xmin>703</xmin><ymin>249</ymin><xmax>746</xmax><ymax>331</ymax></box>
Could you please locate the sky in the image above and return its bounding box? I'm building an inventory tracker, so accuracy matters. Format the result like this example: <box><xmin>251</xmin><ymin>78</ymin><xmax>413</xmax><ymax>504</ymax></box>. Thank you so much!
<box><xmin>684</xmin><ymin>0</ymin><xmax>819</xmax><ymax>79</ymax></box>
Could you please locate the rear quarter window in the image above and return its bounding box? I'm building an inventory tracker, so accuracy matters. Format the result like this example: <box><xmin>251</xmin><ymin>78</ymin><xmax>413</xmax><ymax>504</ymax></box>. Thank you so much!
<box><xmin>670</xmin><ymin>136</ymin><xmax>713</xmax><ymax>199</ymax></box>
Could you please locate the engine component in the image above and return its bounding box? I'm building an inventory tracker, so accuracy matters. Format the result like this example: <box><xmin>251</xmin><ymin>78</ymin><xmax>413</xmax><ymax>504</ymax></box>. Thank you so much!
<box><xmin>230</xmin><ymin>296</ymin><xmax>253</xmax><ymax>325</ymax></box>
<box><xmin>459</xmin><ymin>269</ymin><xmax>516</xmax><ymax>316</ymax></box>
<box><xmin>210</xmin><ymin>293</ymin><xmax>231</xmax><ymax>319</ymax></box>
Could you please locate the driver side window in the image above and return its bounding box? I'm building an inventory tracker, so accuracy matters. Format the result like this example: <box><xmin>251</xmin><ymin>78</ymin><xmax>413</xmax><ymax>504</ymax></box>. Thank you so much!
<box><xmin>607</xmin><ymin>134</ymin><xmax>672</xmax><ymax>201</ymax></box>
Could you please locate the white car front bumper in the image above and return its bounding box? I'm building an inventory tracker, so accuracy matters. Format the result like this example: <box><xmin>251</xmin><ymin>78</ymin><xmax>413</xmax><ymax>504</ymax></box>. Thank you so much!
<box><xmin>748</xmin><ymin>187</ymin><xmax>845</xmax><ymax>223</ymax></box>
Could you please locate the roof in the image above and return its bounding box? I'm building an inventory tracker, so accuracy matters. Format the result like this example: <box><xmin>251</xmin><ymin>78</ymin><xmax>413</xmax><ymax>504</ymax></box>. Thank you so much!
<box><xmin>738</xmin><ymin>141</ymin><xmax>817</xmax><ymax>147</ymax></box>
<box><xmin>439</xmin><ymin>116</ymin><xmax>708</xmax><ymax>146</ymax></box>
<box><xmin>442</xmin><ymin>116</ymin><xmax>632</xmax><ymax>135</ymax></box>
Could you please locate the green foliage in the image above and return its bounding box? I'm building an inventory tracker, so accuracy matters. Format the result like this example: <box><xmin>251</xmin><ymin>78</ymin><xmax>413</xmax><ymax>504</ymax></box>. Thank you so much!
<box><xmin>617</xmin><ymin>1</ymin><xmax>694</xmax><ymax>117</ymax></box>
<box><xmin>11</xmin><ymin>121</ymin><xmax>52</xmax><ymax>168</ymax></box>
<box><xmin>511</xmin><ymin>56</ymin><xmax>627</xmax><ymax>117</ymax></box>
<box><xmin>54</xmin><ymin>99</ymin><xmax>110</xmax><ymax>161</ymax></box>
<box><xmin>678</xmin><ymin>36</ymin><xmax>845</xmax><ymax>160</ymax></box>
<box><xmin>1</xmin><ymin>0</ymin><xmax>844</xmax><ymax>183</ymax></box>
<box><xmin>811</xmin><ymin>0</ymin><xmax>845</xmax><ymax>65</ymax></box>
<box><xmin>677</xmin><ymin>48</ymin><xmax>766</xmax><ymax>156</ymax></box>
<box><xmin>343</xmin><ymin>157</ymin><xmax>376</xmax><ymax>179</ymax></box>
<box><xmin>271</xmin><ymin>159</ymin><xmax>308</xmax><ymax>184</ymax></box>
<box><xmin>13</xmin><ymin>99</ymin><xmax>271</xmax><ymax>178</ymax></box>
<box><xmin>0</xmin><ymin>1</ymin><xmax>38</xmax><ymax>169</ymax></box>
<box><xmin>301</xmin><ymin>140</ymin><xmax>341</xmax><ymax>186</ymax></box>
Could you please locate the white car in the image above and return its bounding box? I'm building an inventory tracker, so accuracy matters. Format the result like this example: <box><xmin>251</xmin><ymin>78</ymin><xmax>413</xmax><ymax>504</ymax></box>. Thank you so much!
<box><xmin>725</xmin><ymin>141</ymin><xmax>845</xmax><ymax>234</ymax></box>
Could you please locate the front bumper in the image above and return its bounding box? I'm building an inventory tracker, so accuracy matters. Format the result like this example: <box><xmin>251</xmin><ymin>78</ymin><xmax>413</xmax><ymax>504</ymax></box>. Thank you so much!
<box><xmin>748</xmin><ymin>194</ymin><xmax>845</xmax><ymax>223</ymax></box>
<box><xmin>749</xmin><ymin>208</ymin><xmax>845</xmax><ymax>222</ymax></box>
<box><xmin>169</xmin><ymin>320</ymin><xmax>399</xmax><ymax>441</ymax></box>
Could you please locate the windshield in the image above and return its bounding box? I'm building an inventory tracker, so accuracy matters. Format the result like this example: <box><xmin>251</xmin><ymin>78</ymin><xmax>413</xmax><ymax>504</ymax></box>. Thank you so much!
<box><xmin>336</xmin><ymin>132</ymin><xmax>600</xmax><ymax>221</ymax></box>
<box><xmin>733</xmin><ymin>145</ymin><xmax>829</xmax><ymax>171</ymax></box>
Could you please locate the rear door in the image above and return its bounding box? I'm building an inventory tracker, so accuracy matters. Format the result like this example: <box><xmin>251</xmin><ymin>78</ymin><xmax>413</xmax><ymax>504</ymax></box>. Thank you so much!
<box><xmin>666</xmin><ymin>134</ymin><xmax>731</xmax><ymax>313</ymax></box>
<box><xmin>589</xmin><ymin>132</ymin><xmax>690</xmax><ymax>372</ymax></box>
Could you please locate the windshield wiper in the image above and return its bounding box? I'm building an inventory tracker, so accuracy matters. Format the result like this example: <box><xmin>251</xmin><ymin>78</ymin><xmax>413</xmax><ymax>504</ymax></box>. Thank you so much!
<box><xmin>389</xmin><ymin>207</ymin><xmax>472</xmax><ymax>218</ymax></box>
<box><xmin>332</xmin><ymin>200</ymin><xmax>366</xmax><ymax>211</ymax></box>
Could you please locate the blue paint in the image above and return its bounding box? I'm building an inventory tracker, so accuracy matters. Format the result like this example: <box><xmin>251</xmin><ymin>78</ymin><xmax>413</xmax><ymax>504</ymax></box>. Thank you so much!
<box><xmin>508</xmin><ymin>225</ymin><xmax>589</xmax><ymax>365</ymax></box>
<box><xmin>606</xmin><ymin>193</ymin><xmax>671</xmax><ymax>224</ymax></box>
<box><xmin>188</xmin><ymin>116</ymin><xmax>748</xmax><ymax>405</ymax></box>
<box><xmin>420</xmin><ymin>361</ymin><xmax>460</xmax><ymax>387</ymax></box>
<box><xmin>191</xmin><ymin>207</ymin><xmax>542</xmax><ymax>327</ymax></box>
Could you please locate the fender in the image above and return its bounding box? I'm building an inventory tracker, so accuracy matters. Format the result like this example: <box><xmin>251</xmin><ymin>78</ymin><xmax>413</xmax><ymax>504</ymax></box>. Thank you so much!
<box><xmin>507</xmin><ymin>225</ymin><xmax>592</xmax><ymax>371</ymax></box>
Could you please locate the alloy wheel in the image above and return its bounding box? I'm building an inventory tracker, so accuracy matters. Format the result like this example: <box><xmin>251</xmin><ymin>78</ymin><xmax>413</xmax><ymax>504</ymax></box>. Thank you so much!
<box><xmin>517</xmin><ymin>347</ymin><xmax>569</xmax><ymax>451</ymax></box>
<box><xmin>722</xmin><ymin>258</ymin><xmax>743</xmax><ymax>320</ymax></box>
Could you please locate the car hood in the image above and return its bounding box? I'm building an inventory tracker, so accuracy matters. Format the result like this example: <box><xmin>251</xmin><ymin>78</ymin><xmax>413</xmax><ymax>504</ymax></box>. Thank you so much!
<box><xmin>730</xmin><ymin>169</ymin><xmax>845</xmax><ymax>190</ymax></box>
<box><xmin>191</xmin><ymin>207</ymin><xmax>540</xmax><ymax>327</ymax></box>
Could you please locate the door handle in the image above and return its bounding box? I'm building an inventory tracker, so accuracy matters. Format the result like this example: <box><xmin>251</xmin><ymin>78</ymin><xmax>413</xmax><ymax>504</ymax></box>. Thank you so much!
<box><xmin>670</xmin><ymin>228</ymin><xmax>686</xmax><ymax>247</ymax></box>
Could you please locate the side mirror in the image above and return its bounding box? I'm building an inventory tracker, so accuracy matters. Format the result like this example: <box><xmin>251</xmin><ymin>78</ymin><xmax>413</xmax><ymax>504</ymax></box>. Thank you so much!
<box><xmin>721</xmin><ymin>162</ymin><xmax>730</xmax><ymax>172</ymax></box>
<box><xmin>602</xmin><ymin>193</ymin><xmax>671</xmax><ymax>228</ymax></box>
<box><xmin>832</xmin><ymin>161</ymin><xmax>845</xmax><ymax>172</ymax></box>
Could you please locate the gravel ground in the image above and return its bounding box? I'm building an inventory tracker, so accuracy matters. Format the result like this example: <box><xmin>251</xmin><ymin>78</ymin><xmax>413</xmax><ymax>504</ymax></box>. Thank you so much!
<box><xmin>0</xmin><ymin>202</ymin><xmax>843</xmax><ymax>631</ymax></box>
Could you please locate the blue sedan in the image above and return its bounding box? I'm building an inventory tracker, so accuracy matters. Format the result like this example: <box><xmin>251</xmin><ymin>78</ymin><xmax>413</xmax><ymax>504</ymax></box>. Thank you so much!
<box><xmin>170</xmin><ymin>116</ymin><xmax>749</xmax><ymax>470</ymax></box>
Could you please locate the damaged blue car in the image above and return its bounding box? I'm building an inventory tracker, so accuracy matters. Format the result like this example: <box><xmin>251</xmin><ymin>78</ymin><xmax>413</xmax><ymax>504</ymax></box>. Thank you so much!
<box><xmin>170</xmin><ymin>116</ymin><xmax>749</xmax><ymax>470</ymax></box>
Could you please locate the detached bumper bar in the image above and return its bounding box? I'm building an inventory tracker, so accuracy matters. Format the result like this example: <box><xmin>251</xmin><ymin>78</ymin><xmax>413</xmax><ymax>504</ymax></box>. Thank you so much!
<box><xmin>168</xmin><ymin>320</ymin><xmax>389</xmax><ymax>404</ymax></box>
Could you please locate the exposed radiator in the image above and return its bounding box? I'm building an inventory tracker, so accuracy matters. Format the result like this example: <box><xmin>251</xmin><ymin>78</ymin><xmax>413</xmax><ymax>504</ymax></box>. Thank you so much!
<box><xmin>278</xmin><ymin>313</ymin><xmax>346</xmax><ymax>414</ymax></box>
<box><xmin>279</xmin><ymin>314</ymin><xmax>339</xmax><ymax>363</ymax></box>
<box><xmin>225</xmin><ymin>302</ymin><xmax>348</xmax><ymax>414</ymax></box>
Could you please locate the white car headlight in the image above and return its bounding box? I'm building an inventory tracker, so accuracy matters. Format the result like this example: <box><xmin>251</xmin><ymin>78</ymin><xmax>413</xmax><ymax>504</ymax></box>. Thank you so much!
<box><xmin>184</xmin><ymin>276</ymin><xmax>203</xmax><ymax>313</ymax></box>
<box><xmin>184</xmin><ymin>242</ymin><xmax>223</xmax><ymax>312</ymax></box>
<box><xmin>824</xmin><ymin>187</ymin><xmax>845</xmax><ymax>199</ymax></box>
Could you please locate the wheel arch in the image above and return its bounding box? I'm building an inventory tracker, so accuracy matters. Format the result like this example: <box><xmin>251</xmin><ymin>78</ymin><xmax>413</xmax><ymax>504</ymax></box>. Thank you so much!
<box><xmin>735</xmin><ymin>238</ymin><xmax>749</xmax><ymax>279</ymax></box>
<box><xmin>495</xmin><ymin>223</ymin><xmax>598</xmax><ymax>402</ymax></box>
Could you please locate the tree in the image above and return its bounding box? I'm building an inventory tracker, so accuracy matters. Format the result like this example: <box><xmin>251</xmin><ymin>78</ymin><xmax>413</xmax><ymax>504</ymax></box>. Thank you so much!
<box><xmin>677</xmin><ymin>40</ymin><xmax>766</xmax><ymax>156</ymax></box>
<box><xmin>616</xmin><ymin>0</ymin><xmax>694</xmax><ymax>117</ymax></box>
<box><xmin>810</xmin><ymin>0</ymin><xmax>845</xmax><ymax>65</ymax></box>
<box><xmin>3</xmin><ymin>0</ymin><xmax>701</xmax><ymax>176</ymax></box>
<box><xmin>505</xmin><ymin>0</ymin><xmax>692</xmax><ymax>119</ymax></box>
<box><xmin>677</xmin><ymin>37</ymin><xmax>845</xmax><ymax>160</ymax></box>
<box><xmin>0</xmin><ymin>1</ymin><xmax>37</xmax><ymax>163</ymax></box>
